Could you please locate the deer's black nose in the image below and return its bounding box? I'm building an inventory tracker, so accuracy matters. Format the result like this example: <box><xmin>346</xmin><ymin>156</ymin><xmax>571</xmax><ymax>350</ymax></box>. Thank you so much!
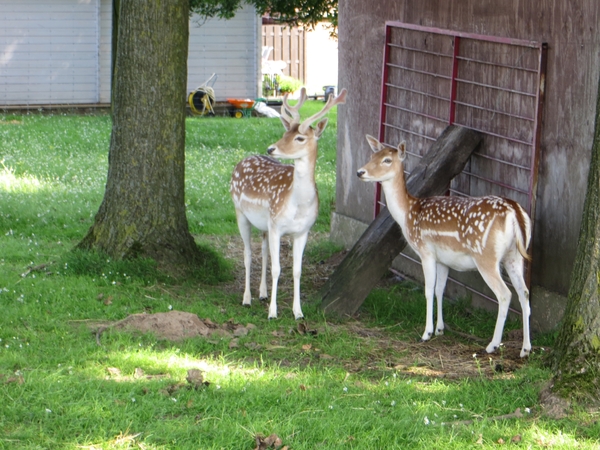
<box><xmin>357</xmin><ymin>169</ymin><xmax>365</xmax><ymax>178</ymax></box>
<box><xmin>267</xmin><ymin>146</ymin><xmax>275</xmax><ymax>155</ymax></box>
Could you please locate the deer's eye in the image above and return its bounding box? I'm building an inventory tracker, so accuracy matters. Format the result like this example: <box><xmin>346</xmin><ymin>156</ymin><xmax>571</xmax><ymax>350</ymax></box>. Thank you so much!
<box><xmin>295</xmin><ymin>136</ymin><xmax>307</xmax><ymax>143</ymax></box>
<box><xmin>383</xmin><ymin>158</ymin><xmax>392</xmax><ymax>164</ymax></box>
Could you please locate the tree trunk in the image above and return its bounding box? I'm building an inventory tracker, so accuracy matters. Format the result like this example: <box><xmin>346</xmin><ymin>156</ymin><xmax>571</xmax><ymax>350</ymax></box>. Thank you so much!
<box><xmin>79</xmin><ymin>0</ymin><xmax>202</xmax><ymax>272</ymax></box>
<box><xmin>320</xmin><ymin>125</ymin><xmax>482</xmax><ymax>317</ymax></box>
<box><xmin>550</xmin><ymin>74</ymin><xmax>600</xmax><ymax>401</ymax></box>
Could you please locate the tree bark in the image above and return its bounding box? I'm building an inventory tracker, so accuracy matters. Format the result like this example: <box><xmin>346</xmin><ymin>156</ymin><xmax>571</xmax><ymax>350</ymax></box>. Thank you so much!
<box><xmin>550</xmin><ymin>74</ymin><xmax>600</xmax><ymax>401</ymax></box>
<box><xmin>320</xmin><ymin>125</ymin><xmax>482</xmax><ymax>317</ymax></box>
<box><xmin>79</xmin><ymin>0</ymin><xmax>202</xmax><ymax>272</ymax></box>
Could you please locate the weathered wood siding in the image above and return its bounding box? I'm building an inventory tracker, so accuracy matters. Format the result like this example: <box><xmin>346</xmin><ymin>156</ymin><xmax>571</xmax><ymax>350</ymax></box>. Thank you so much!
<box><xmin>335</xmin><ymin>1</ymin><xmax>600</xmax><ymax>310</ymax></box>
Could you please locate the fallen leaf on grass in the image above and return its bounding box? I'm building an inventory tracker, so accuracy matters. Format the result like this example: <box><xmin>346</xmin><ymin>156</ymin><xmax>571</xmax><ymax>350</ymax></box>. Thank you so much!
<box><xmin>296</xmin><ymin>322</ymin><xmax>318</xmax><ymax>336</ymax></box>
<box><xmin>233</xmin><ymin>326</ymin><xmax>249</xmax><ymax>337</ymax></box>
<box><xmin>266</xmin><ymin>344</ymin><xmax>287</xmax><ymax>351</ymax></box>
<box><xmin>497</xmin><ymin>438</ymin><xmax>505</xmax><ymax>444</ymax></box>
<box><xmin>5</xmin><ymin>375</ymin><xmax>24</xmax><ymax>385</ymax></box>
<box><xmin>476</xmin><ymin>434</ymin><xmax>483</xmax><ymax>445</ymax></box>
<box><xmin>254</xmin><ymin>433</ymin><xmax>283</xmax><ymax>450</ymax></box>
<box><xmin>107</xmin><ymin>367</ymin><xmax>121</xmax><ymax>377</ymax></box>
<box><xmin>301</xmin><ymin>344</ymin><xmax>312</xmax><ymax>351</ymax></box>
<box><xmin>186</xmin><ymin>369</ymin><xmax>209</xmax><ymax>389</ymax></box>
<box><xmin>511</xmin><ymin>435</ymin><xmax>522</xmax><ymax>443</ymax></box>
<box><xmin>245</xmin><ymin>342</ymin><xmax>262</xmax><ymax>350</ymax></box>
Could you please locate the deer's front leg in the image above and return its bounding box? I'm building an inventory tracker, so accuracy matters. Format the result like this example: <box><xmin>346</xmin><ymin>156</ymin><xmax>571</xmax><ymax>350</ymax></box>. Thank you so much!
<box><xmin>420</xmin><ymin>257</ymin><xmax>437</xmax><ymax>341</ymax></box>
<box><xmin>291</xmin><ymin>232</ymin><xmax>308</xmax><ymax>320</ymax></box>
<box><xmin>267</xmin><ymin>231</ymin><xmax>282</xmax><ymax>319</ymax></box>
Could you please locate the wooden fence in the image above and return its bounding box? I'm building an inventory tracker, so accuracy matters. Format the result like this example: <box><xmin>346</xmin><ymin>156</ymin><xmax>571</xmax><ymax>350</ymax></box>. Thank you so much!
<box><xmin>262</xmin><ymin>25</ymin><xmax>306</xmax><ymax>82</ymax></box>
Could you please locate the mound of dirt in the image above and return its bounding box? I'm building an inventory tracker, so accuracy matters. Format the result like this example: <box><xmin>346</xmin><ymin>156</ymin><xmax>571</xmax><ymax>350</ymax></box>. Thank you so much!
<box><xmin>95</xmin><ymin>310</ymin><xmax>252</xmax><ymax>343</ymax></box>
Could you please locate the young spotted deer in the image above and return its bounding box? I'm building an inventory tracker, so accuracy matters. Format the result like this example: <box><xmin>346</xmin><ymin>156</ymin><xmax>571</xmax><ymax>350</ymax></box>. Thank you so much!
<box><xmin>230</xmin><ymin>87</ymin><xmax>347</xmax><ymax>319</ymax></box>
<box><xmin>357</xmin><ymin>135</ymin><xmax>532</xmax><ymax>357</ymax></box>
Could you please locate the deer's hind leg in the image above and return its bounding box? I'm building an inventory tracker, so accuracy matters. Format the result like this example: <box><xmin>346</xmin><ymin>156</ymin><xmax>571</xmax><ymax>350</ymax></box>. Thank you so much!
<box><xmin>235</xmin><ymin>210</ymin><xmax>253</xmax><ymax>306</ymax></box>
<box><xmin>434</xmin><ymin>263</ymin><xmax>449</xmax><ymax>336</ymax></box>
<box><xmin>259</xmin><ymin>232</ymin><xmax>269</xmax><ymax>300</ymax></box>
<box><xmin>504</xmin><ymin>252</ymin><xmax>531</xmax><ymax>357</ymax></box>
<box><xmin>475</xmin><ymin>260</ymin><xmax>512</xmax><ymax>354</ymax></box>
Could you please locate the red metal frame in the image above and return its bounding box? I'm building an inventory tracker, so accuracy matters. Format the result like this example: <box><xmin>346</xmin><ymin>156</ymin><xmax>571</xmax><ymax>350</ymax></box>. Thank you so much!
<box><xmin>376</xmin><ymin>22</ymin><xmax>548</xmax><ymax>310</ymax></box>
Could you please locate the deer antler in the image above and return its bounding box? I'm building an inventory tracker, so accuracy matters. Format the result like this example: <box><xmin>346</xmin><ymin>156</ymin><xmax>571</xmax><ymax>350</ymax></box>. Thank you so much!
<box><xmin>280</xmin><ymin>87</ymin><xmax>308</xmax><ymax>125</ymax></box>
<box><xmin>298</xmin><ymin>88</ymin><xmax>347</xmax><ymax>134</ymax></box>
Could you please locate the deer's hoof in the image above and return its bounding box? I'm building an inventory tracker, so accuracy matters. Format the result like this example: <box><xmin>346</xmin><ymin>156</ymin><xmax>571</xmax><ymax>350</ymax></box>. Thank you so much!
<box><xmin>420</xmin><ymin>332</ymin><xmax>432</xmax><ymax>342</ymax></box>
<box><xmin>486</xmin><ymin>343</ymin><xmax>499</xmax><ymax>354</ymax></box>
<box><xmin>435</xmin><ymin>328</ymin><xmax>444</xmax><ymax>336</ymax></box>
<box><xmin>259</xmin><ymin>296</ymin><xmax>268</xmax><ymax>302</ymax></box>
<box><xmin>520</xmin><ymin>348</ymin><xmax>531</xmax><ymax>358</ymax></box>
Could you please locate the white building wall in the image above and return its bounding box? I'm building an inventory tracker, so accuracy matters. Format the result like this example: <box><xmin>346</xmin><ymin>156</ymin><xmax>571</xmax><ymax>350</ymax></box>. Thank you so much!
<box><xmin>98</xmin><ymin>0</ymin><xmax>112</xmax><ymax>104</ymax></box>
<box><xmin>0</xmin><ymin>0</ymin><xmax>102</xmax><ymax>106</ymax></box>
<box><xmin>0</xmin><ymin>0</ymin><xmax>260</xmax><ymax>107</ymax></box>
<box><xmin>304</xmin><ymin>23</ymin><xmax>338</xmax><ymax>98</ymax></box>
<box><xmin>187</xmin><ymin>4</ymin><xmax>261</xmax><ymax>101</ymax></box>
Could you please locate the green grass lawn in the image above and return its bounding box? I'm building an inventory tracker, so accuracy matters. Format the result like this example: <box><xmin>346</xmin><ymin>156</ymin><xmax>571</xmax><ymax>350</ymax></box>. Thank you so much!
<box><xmin>0</xmin><ymin>109</ymin><xmax>598</xmax><ymax>449</ymax></box>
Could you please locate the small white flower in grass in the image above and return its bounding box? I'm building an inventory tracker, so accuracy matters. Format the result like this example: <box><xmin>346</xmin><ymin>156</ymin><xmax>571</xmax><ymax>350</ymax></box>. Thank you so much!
<box><xmin>45</xmin><ymin>409</ymin><xmax>52</xmax><ymax>414</ymax></box>
<box><xmin>442</xmin><ymin>400</ymin><xmax>446</xmax><ymax>406</ymax></box>
<box><xmin>171</xmin><ymin>398</ymin><xmax>177</xmax><ymax>402</ymax></box>
<box><xmin>329</xmin><ymin>405</ymin><xmax>334</xmax><ymax>410</ymax></box>
<box><xmin>472</xmin><ymin>353</ymin><xmax>477</xmax><ymax>358</ymax></box>
<box><xmin>390</xmin><ymin>400</ymin><xmax>396</xmax><ymax>407</ymax></box>
<box><xmin>168</xmin><ymin>305</ymin><xmax>173</xmax><ymax>310</ymax></box>
<box><xmin>525</xmin><ymin>407</ymin><xmax>531</xmax><ymax>414</ymax></box>
<box><xmin>423</xmin><ymin>416</ymin><xmax>430</xmax><ymax>425</ymax></box>
<box><xmin>131</xmin><ymin>398</ymin><xmax>136</xmax><ymax>403</ymax></box>
<box><xmin>385</xmin><ymin>381</ymin><xmax>389</xmax><ymax>386</ymax></box>
<box><xmin>343</xmin><ymin>386</ymin><xmax>348</xmax><ymax>392</ymax></box>
<box><xmin>216</xmin><ymin>385</ymin><xmax>221</xmax><ymax>390</ymax></box>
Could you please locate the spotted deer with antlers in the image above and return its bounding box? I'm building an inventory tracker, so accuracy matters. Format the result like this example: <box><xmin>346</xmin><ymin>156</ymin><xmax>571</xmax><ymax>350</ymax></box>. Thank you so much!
<box><xmin>357</xmin><ymin>135</ymin><xmax>532</xmax><ymax>357</ymax></box>
<box><xmin>230</xmin><ymin>87</ymin><xmax>347</xmax><ymax>319</ymax></box>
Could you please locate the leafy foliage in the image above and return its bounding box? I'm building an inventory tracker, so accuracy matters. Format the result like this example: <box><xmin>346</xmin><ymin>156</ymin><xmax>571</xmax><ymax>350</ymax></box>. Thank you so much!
<box><xmin>190</xmin><ymin>0</ymin><xmax>338</xmax><ymax>31</ymax></box>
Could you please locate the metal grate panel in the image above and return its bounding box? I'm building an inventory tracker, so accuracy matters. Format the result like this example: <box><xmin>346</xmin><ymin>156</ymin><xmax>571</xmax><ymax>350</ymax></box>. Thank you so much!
<box><xmin>377</xmin><ymin>22</ymin><xmax>547</xmax><ymax>310</ymax></box>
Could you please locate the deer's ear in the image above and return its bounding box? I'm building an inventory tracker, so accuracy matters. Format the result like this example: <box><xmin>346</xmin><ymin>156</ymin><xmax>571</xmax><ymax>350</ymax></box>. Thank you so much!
<box><xmin>280</xmin><ymin>115</ymin><xmax>292</xmax><ymax>131</ymax></box>
<box><xmin>397</xmin><ymin>141</ymin><xmax>407</xmax><ymax>162</ymax></box>
<box><xmin>314</xmin><ymin>118</ymin><xmax>329</xmax><ymax>139</ymax></box>
<box><xmin>365</xmin><ymin>134</ymin><xmax>384</xmax><ymax>153</ymax></box>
